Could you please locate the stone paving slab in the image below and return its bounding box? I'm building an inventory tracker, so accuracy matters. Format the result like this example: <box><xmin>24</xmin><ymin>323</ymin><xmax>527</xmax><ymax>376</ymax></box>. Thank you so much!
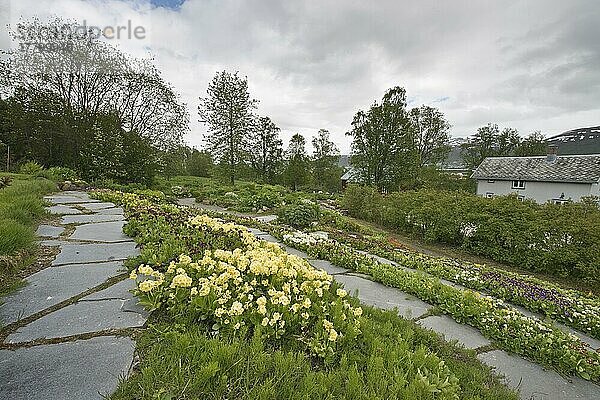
<box><xmin>418</xmin><ymin>315</ymin><xmax>491</xmax><ymax>349</ymax></box>
<box><xmin>7</xmin><ymin>299</ymin><xmax>148</xmax><ymax>343</ymax></box>
<box><xmin>0</xmin><ymin>336</ymin><xmax>134</xmax><ymax>400</ymax></box>
<box><xmin>46</xmin><ymin>205</ymin><xmax>82</xmax><ymax>215</ymax></box>
<box><xmin>283</xmin><ymin>245</ymin><xmax>309</xmax><ymax>259</ymax></box>
<box><xmin>0</xmin><ymin>262</ymin><xmax>124</xmax><ymax>325</ymax></box>
<box><xmin>247</xmin><ymin>227</ymin><xmax>267</xmax><ymax>235</ymax></box>
<box><xmin>69</xmin><ymin>221</ymin><xmax>130</xmax><ymax>243</ymax></box>
<box><xmin>35</xmin><ymin>224</ymin><xmax>65</xmax><ymax>238</ymax></box>
<box><xmin>308</xmin><ymin>259</ymin><xmax>350</xmax><ymax>275</ymax></box>
<box><xmin>61</xmin><ymin>213</ymin><xmax>125</xmax><ymax>224</ymax></box>
<box><xmin>44</xmin><ymin>194</ymin><xmax>99</xmax><ymax>204</ymax></box>
<box><xmin>79</xmin><ymin>202</ymin><xmax>116</xmax><ymax>211</ymax></box>
<box><xmin>478</xmin><ymin>350</ymin><xmax>600</xmax><ymax>400</ymax></box>
<box><xmin>256</xmin><ymin>233</ymin><xmax>280</xmax><ymax>244</ymax></box>
<box><xmin>334</xmin><ymin>273</ymin><xmax>432</xmax><ymax>319</ymax></box>
<box><xmin>97</xmin><ymin>207</ymin><xmax>124</xmax><ymax>215</ymax></box>
<box><xmin>254</xmin><ymin>215</ymin><xmax>277</xmax><ymax>223</ymax></box>
<box><xmin>82</xmin><ymin>278</ymin><xmax>136</xmax><ymax>302</ymax></box>
<box><xmin>52</xmin><ymin>242</ymin><xmax>139</xmax><ymax>266</ymax></box>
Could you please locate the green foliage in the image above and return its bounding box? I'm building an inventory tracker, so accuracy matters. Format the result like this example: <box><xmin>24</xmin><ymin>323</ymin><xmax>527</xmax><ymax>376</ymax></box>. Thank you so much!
<box><xmin>0</xmin><ymin>175</ymin><xmax>54</xmax><ymax>293</ymax></box>
<box><xmin>461</xmin><ymin>124</ymin><xmax>546</xmax><ymax>170</ymax></box>
<box><xmin>341</xmin><ymin>186</ymin><xmax>600</xmax><ymax>285</ymax></box>
<box><xmin>187</xmin><ymin>149</ymin><xmax>213</xmax><ymax>177</ymax></box>
<box><xmin>277</xmin><ymin>202</ymin><xmax>321</xmax><ymax>229</ymax></box>
<box><xmin>45</xmin><ymin>167</ymin><xmax>77</xmax><ymax>181</ymax></box>
<box><xmin>311</xmin><ymin>129</ymin><xmax>343</xmax><ymax>193</ymax></box>
<box><xmin>283</xmin><ymin>133</ymin><xmax>310</xmax><ymax>191</ymax></box>
<box><xmin>198</xmin><ymin>71</ymin><xmax>258</xmax><ymax>185</ymax></box>
<box><xmin>97</xmin><ymin>190</ymin><xmax>516</xmax><ymax>400</ymax></box>
<box><xmin>416</xmin><ymin>167</ymin><xmax>476</xmax><ymax>193</ymax></box>
<box><xmin>18</xmin><ymin>161</ymin><xmax>43</xmax><ymax>175</ymax></box>
<box><xmin>0</xmin><ymin>219</ymin><xmax>33</xmax><ymax>255</ymax></box>
<box><xmin>283</xmin><ymin>232</ymin><xmax>600</xmax><ymax>382</ymax></box>
<box><xmin>111</xmin><ymin>314</ymin><xmax>517</xmax><ymax>400</ymax></box>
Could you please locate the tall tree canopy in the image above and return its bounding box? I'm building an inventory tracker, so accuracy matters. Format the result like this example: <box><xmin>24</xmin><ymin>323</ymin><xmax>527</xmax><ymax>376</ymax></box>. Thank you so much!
<box><xmin>312</xmin><ymin>129</ymin><xmax>342</xmax><ymax>192</ymax></box>
<box><xmin>461</xmin><ymin>124</ymin><xmax>546</xmax><ymax>169</ymax></box>
<box><xmin>198</xmin><ymin>71</ymin><xmax>257</xmax><ymax>185</ymax></box>
<box><xmin>408</xmin><ymin>105</ymin><xmax>451</xmax><ymax>168</ymax></box>
<box><xmin>284</xmin><ymin>133</ymin><xmax>310</xmax><ymax>191</ymax></box>
<box><xmin>0</xmin><ymin>17</ymin><xmax>188</xmax><ymax>181</ymax></box>
<box><xmin>346</xmin><ymin>86</ymin><xmax>413</xmax><ymax>192</ymax></box>
<box><xmin>250</xmin><ymin>116</ymin><xmax>283</xmax><ymax>183</ymax></box>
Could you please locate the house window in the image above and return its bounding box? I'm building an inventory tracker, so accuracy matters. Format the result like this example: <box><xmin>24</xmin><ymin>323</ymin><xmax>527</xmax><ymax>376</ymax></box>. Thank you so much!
<box><xmin>517</xmin><ymin>195</ymin><xmax>525</xmax><ymax>202</ymax></box>
<box><xmin>512</xmin><ymin>180</ymin><xmax>526</xmax><ymax>189</ymax></box>
<box><xmin>485</xmin><ymin>192</ymin><xmax>494</xmax><ymax>198</ymax></box>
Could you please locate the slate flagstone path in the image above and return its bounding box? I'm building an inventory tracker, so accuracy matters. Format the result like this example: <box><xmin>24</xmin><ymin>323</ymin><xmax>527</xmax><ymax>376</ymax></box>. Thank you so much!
<box><xmin>0</xmin><ymin>191</ymin><xmax>146</xmax><ymax>400</ymax></box>
<box><xmin>180</xmin><ymin>198</ymin><xmax>600</xmax><ymax>400</ymax></box>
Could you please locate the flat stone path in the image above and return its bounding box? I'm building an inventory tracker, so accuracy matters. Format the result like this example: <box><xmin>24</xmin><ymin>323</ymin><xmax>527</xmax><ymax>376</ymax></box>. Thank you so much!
<box><xmin>178</xmin><ymin>198</ymin><xmax>600</xmax><ymax>400</ymax></box>
<box><xmin>0</xmin><ymin>191</ymin><xmax>146</xmax><ymax>400</ymax></box>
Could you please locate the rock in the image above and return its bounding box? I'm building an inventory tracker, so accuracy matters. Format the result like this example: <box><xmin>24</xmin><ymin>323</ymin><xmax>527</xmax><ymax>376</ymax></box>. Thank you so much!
<box><xmin>52</xmin><ymin>242</ymin><xmax>138</xmax><ymax>266</ymax></box>
<box><xmin>69</xmin><ymin>221</ymin><xmax>131</xmax><ymax>243</ymax></box>
<box><xmin>418</xmin><ymin>315</ymin><xmax>491</xmax><ymax>349</ymax></box>
<box><xmin>0</xmin><ymin>262</ymin><xmax>125</xmax><ymax>325</ymax></box>
<box><xmin>35</xmin><ymin>225</ymin><xmax>65</xmax><ymax>238</ymax></box>
<box><xmin>0</xmin><ymin>336</ymin><xmax>135</xmax><ymax>400</ymax></box>
<box><xmin>334</xmin><ymin>273</ymin><xmax>433</xmax><ymax>319</ymax></box>
<box><xmin>6</xmin><ymin>299</ymin><xmax>147</xmax><ymax>343</ymax></box>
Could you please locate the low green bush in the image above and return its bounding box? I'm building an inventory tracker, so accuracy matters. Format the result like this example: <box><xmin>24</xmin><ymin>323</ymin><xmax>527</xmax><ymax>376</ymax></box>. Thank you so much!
<box><xmin>18</xmin><ymin>161</ymin><xmax>44</xmax><ymax>175</ymax></box>
<box><xmin>46</xmin><ymin>166</ymin><xmax>77</xmax><ymax>181</ymax></box>
<box><xmin>277</xmin><ymin>202</ymin><xmax>320</xmax><ymax>229</ymax></box>
<box><xmin>341</xmin><ymin>185</ymin><xmax>600</xmax><ymax>285</ymax></box>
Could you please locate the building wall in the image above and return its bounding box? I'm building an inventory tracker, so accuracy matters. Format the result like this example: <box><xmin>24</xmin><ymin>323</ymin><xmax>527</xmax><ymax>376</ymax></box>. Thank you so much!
<box><xmin>476</xmin><ymin>180</ymin><xmax>594</xmax><ymax>203</ymax></box>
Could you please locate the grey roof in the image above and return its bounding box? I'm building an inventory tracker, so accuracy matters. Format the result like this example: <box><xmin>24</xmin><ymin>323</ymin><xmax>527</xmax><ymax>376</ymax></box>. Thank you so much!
<box><xmin>471</xmin><ymin>154</ymin><xmax>600</xmax><ymax>183</ymax></box>
<box><xmin>341</xmin><ymin>167</ymin><xmax>359</xmax><ymax>182</ymax></box>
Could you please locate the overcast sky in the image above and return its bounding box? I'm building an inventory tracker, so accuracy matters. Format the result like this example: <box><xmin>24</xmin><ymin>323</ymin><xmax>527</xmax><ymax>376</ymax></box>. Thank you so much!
<box><xmin>2</xmin><ymin>0</ymin><xmax>599</xmax><ymax>153</ymax></box>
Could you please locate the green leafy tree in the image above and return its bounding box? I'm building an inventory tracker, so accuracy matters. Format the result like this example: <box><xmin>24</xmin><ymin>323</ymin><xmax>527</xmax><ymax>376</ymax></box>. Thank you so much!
<box><xmin>461</xmin><ymin>124</ymin><xmax>544</xmax><ymax>169</ymax></box>
<box><xmin>250</xmin><ymin>116</ymin><xmax>283</xmax><ymax>183</ymax></box>
<box><xmin>198</xmin><ymin>71</ymin><xmax>257</xmax><ymax>185</ymax></box>
<box><xmin>283</xmin><ymin>134</ymin><xmax>310</xmax><ymax>191</ymax></box>
<box><xmin>0</xmin><ymin>17</ymin><xmax>188</xmax><ymax>179</ymax></box>
<box><xmin>187</xmin><ymin>149</ymin><xmax>213</xmax><ymax>177</ymax></box>
<box><xmin>408</xmin><ymin>105</ymin><xmax>451</xmax><ymax>168</ymax></box>
<box><xmin>346</xmin><ymin>86</ymin><xmax>414</xmax><ymax>192</ymax></box>
<box><xmin>515</xmin><ymin>131</ymin><xmax>547</xmax><ymax>156</ymax></box>
<box><xmin>311</xmin><ymin>129</ymin><xmax>343</xmax><ymax>192</ymax></box>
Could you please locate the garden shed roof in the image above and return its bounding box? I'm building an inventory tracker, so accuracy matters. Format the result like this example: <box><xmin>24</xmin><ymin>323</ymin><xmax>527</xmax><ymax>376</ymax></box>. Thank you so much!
<box><xmin>471</xmin><ymin>154</ymin><xmax>600</xmax><ymax>184</ymax></box>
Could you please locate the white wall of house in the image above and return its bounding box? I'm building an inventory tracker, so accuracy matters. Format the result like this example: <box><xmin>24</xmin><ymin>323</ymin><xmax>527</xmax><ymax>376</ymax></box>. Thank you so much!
<box><xmin>476</xmin><ymin>180</ymin><xmax>595</xmax><ymax>203</ymax></box>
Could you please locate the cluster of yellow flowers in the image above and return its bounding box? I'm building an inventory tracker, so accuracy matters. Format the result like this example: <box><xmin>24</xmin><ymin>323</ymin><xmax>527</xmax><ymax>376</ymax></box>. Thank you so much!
<box><xmin>131</xmin><ymin>213</ymin><xmax>363</xmax><ymax>355</ymax></box>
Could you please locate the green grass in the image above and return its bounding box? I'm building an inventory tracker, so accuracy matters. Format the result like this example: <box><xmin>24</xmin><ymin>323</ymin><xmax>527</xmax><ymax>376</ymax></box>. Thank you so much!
<box><xmin>112</xmin><ymin>307</ymin><xmax>517</xmax><ymax>400</ymax></box>
<box><xmin>0</xmin><ymin>173</ymin><xmax>56</xmax><ymax>294</ymax></box>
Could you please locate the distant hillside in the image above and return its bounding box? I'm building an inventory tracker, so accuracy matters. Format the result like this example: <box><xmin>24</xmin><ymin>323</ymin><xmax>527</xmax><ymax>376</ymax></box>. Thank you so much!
<box><xmin>547</xmin><ymin>126</ymin><xmax>600</xmax><ymax>155</ymax></box>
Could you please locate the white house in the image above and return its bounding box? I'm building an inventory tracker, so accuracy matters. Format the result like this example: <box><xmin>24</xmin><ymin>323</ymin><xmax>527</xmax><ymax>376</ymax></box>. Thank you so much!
<box><xmin>471</xmin><ymin>149</ymin><xmax>600</xmax><ymax>204</ymax></box>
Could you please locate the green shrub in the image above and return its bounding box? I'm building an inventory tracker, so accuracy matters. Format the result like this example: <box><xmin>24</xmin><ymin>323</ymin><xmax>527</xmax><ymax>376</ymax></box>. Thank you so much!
<box><xmin>46</xmin><ymin>166</ymin><xmax>77</xmax><ymax>181</ymax></box>
<box><xmin>18</xmin><ymin>161</ymin><xmax>44</xmax><ymax>175</ymax></box>
<box><xmin>341</xmin><ymin>186</ymin><xmax>600</xmax><ymax>285</ymax></box>
<box><xmin>0</xmin><ymin>219</ymin><xmax>34</xmax><ymax>255</ymax></box>
<box><xmin>277</xmin><ymin>202</ymin><xmax>320</xmax><ymax>229</ymax></box>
